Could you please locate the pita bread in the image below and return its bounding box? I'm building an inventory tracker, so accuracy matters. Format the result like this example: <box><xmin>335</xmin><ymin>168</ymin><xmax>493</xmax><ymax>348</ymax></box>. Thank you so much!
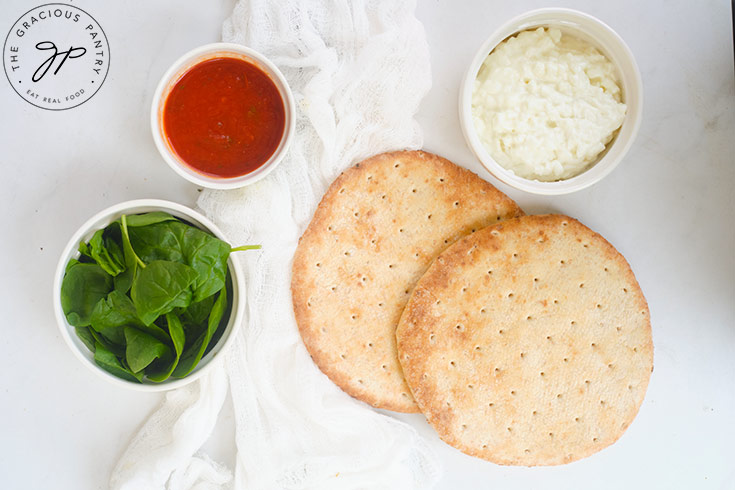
<box><xmin>396</xmin><ymin>214</ymin><xmax>653</xmax><ymax>463</ymax></box>
<box><xmin>292</xmin><ymin>150</ymin><xmax>523</xmax><ymax>412</ymax></box>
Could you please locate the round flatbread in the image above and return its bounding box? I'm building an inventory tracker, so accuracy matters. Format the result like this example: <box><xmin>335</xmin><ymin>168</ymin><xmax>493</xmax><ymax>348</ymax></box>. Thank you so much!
<box><xmin>396</xmin><ymin>214</ymin><xmax>653</xmax><ymax>463</ymax></box>
<box><xmin>292</xmin><ymin>150</ymin><xmax>524</xmax><ymax>412</ymax></box>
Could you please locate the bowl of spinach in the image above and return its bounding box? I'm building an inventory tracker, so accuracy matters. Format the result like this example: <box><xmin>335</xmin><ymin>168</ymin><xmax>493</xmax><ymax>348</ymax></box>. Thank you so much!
<box><xmin>53</xmin><ymin>199</ymin><xmax>256</xmax><ymax>390</ymax></box>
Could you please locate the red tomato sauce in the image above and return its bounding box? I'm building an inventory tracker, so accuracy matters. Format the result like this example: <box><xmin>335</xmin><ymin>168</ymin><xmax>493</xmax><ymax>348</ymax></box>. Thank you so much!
<box><xmin>163</xmin><ymin>57</ymin><xmax>285</xmax><ymax>178</ymax></box>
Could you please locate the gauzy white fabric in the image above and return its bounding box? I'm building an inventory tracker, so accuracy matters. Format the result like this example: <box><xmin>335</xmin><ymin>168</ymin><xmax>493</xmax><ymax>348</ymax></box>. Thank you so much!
<box><xmin>110</xmin><ymin>0</ymin><xmax>438</xmax><ymax>488</ymax></box>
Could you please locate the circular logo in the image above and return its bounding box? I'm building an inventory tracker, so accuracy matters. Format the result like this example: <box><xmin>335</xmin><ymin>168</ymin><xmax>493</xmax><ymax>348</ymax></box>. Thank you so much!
<box><xmin>3</xmin><ymin>3</ymin><xmax>110</xmax><ymax>110</ymax></box>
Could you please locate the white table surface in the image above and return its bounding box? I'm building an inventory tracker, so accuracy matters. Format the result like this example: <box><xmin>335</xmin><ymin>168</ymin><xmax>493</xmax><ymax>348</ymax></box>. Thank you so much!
<box><xmin>1</xmin><ymin>0</ymin><xmax>733</xmax><ymax>488</ymax></box>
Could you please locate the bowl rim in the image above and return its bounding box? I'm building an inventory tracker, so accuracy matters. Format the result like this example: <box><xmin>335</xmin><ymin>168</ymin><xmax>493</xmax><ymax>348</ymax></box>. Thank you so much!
<box><xmin>150</xmin><ymin>42</ymin><xmax>296</xmax><ymax>190</ymax></box>
<box><xmin>459</xmin><ymin>8</ymin><xmax>643</xmax><ymax>195</ymax></box>
<box><xmin>52</xmin><ymin>199</ymin><xmax>245</xmax><ymax>391</ymax></box>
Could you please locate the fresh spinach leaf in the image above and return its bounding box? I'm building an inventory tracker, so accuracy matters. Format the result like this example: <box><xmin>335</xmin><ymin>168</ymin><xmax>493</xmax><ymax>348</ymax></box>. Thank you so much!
<box><xmin>173</xmin><ymin>284</ymin><xmax>227</xmax><ymax>378</ymax></box>
<box><xmin>128</xmin><ymin>221</ymin><xmax>231</xmax><ymax>302</ymax></box>
<box><xmin>98</xmin><ymin>329</ymin><xmax>125</xmax><ymax>349</ymax></box>
<box><xmin>114</xmin><ymin>216</ymin><xmax>147</xmax><ymax>294</ymax></box>
<box><xmin>122</xmin><ymin>211</ymin><xmax>178</xmax><ymax>228</ymax></box>
<box><xmin>146</xmin><ymin>313</ymin><xmax>186</xmax><ymax>382</ymax></box>
<box><xmin>182</xmin><ymin>226</ymin><xmax>231</xmax><ymax>302</ymax></box>
<box><xmin>206</xmin><ymin>277</ymin><xmax>233</xmax><ymax>351</ymax></box>
<box><xmin>176</xmin><ymin>295</ymin><xmax>215</xmax><ymax>343</ymax></box>
<box><xmin>127</xmin><ymin>221</ymin><xmax>185</xmax><ymax>264</ymax></box>
<box><xmin>74</xmin><ymin>326</ymin><xmax>96</xmax><ymax>353</ymax></box>
<box><xmin>61</xmin><ymin>262</ymin><xmax>113</xmax><ymax>327</ymax></box>
<box><xmin>64</xmin><ymin>257</ymin><xmax>80</xmax><ymax>274</ymax></box>
<box><xmin>124</xmin><ymin>327</ymin><xmax>171</xmax><ymax>373</ymax></box>
<box><xmin>131</xmin><ymin>260</ymin><xmax>198</xmax><ymax>325</ymax></box>
<box><xmin>78</xmin><ymin>241</ymin><xmax>92</xmax><ymax>259</ymax></box>
<box><xmin>89</xmin><ymin>327</ymin><xmax>125</xmax><ymax>357</ymax></box>
<box><xmin>176</xmin><ymin>294</ymin><xmax>215</xmax><ymax>330</ymax></box>
<box><xmin>94</xmin><ymin>342</ymin><xmax>142</xmax><ymax>383</ymax></box>
<box><xmin>114</xmin><ymin>269</ymin><xmax>133</xmax><ymax>295</ymax></box>
<box><xmin>80</xmin><ymin>228</ymin><xmax>125</xmax><ymax>276</ymax></box>
<box><xmin>104</xmin><ymin>227</ymin><xmax>125</xmax><ymax>269</ymax></box>
<box><xmin>89</xmin><ymin>290</ymin><xmax>170</xmax><ymax>346</ymax></box>
<box><xmin>136</xmin><ymin>322</ymin><xmax>171</xmax><ymax>345</ymax></box>
<box><xmin>90</xmin><ymin>290</ymin><xmax>143</xmax><ymax>346</ymax></box>
<box><xmin>120</xmin><ymin>358</ymin><xmax>145</xmax><ymax>382</ymax></box>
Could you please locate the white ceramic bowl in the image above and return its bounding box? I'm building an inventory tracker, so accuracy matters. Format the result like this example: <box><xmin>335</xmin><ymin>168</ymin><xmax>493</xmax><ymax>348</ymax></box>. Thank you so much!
<box><xmin>151</xmin><ymin>43</ymin><xmax>295</xmax><ymax>189</ymax></box>
<box><xmin>53</xmin><ymin>199</ymin><xmax>245</xmax><ymax>391</ymax></box>
<box><xmin>459</xmin><ymin>8</ymin><xmax>642</xmax><ymax>195</ymax></box>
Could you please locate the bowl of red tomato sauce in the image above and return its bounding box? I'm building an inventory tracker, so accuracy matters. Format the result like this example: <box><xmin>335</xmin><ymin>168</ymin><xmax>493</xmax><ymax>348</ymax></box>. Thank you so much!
<box><xmin>151</xmin><ymin>43</ymin><xmax>295</xmax><ymax>189</ymax></box>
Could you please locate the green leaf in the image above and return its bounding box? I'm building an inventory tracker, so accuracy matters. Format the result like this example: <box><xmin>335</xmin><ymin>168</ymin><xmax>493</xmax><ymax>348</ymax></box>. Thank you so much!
<box><xmin>137</xmin><ymin>322</ymin><xmax>172</xmax><ymax>345</ymax></box>
<box><xmin>131</xmin><ymin>260</ymin><xmax>198</xmax><ymax>325</ymax></box>
<box><xmin>78</xmin><ymin>240</ymin><xmax>92</xmax><ymax>258</ymax></box>
<box><xmin>91</xmin><ymin>290</ymin><xmax>139</xmax><ymax>326</ymax></box>
<box><xmin>173</xmin><ymin>284</ymin><xmax>228</xmax><ymax>378</ymax></box>
<box><xmin>114</xmin><ymin>216</ymin><xmax>145</xmax><ymax>294</ymax></box>
<box><xmin>183</xmin><ymin>227</ymin><xmax>232</xmax><ymax>302</ymax></box>
<box><xmin>128</xmin><ymin>221</ymin><xmax>231</xmax><ymax>302</ymax></box>
<box><xmin>90</xmin><ymin>290</ymin><xmax>143</xmax><ymax>346</ymax></box>
<box><xmin>113</xmin><ymin>269</ymin><xmax>133</xmax><ymax>295</ymax></box>
<box><xmin>124</xmin><ymin>327</ymin><xmax>171</xmax><ymax>373</ymax></box>
<box><xmin>74</xmin><ymin>326</ymin><xmax>96</xmax><ymax>353</ymax></box>
<box><xmin>60</xmin><ymin>262</ymin><xmax>113</xmax><ymax>327</ymax></box>
<box><xmin>121</xmin><ymin>215</ymin><xmax>146</xmax><ymax>269</ymax></box>
<box><xmin>120</xmin><ymin>358</ymin><xmax>145</xmax><ymax>382</ymax></box>
<box><xmin>89</xmin><ymin>327</ymin><xmax>125</xmax><ymax>357</ymax></box>
<box><xmin>146</xmin><ymin>313</ymin><xmax>186</xmax><ymax>382</ymax></box>
<box><xmin>126</xmin><ymin>221</ymin><xmax>185</xmax><ymax>264</ymax></box>
<box><xmin>65</xmin><ymin>257</ymin><xmax>81</xmax><ymax>274</ymax></box>
<box><xmin>87</xmin><ymin>228</ymin><xmax>125</xmax><ymax>276</ymax></box>
<box><xmin>122</xmin><ymin>211</ymin><xmax>178</xmax><ymax>228</ymax></box>
<box><xmin>102</xmin><ymin>227</ymin><xmax>126</xmax><ymax>272</ymax></box>
<box><xmin>78</xmin><ymin>225</ymin><xmax>126</xmax><ymax>276</ymax></box>
<box><xmin>94</xmin><ymin>342</ymin><xmax>142</xmax><ymax>383</ymax></box>
<box><xmin>176</xmin><ymin>296</ymin><xmax>214</xmax><ymax>335</ymax></box>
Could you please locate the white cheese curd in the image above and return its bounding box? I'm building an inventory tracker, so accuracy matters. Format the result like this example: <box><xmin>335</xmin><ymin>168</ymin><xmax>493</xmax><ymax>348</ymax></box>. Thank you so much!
<box><xmin>471</xmin><ymin>27</ymin><xmax>627</xmax><ymax>181</ymax></box>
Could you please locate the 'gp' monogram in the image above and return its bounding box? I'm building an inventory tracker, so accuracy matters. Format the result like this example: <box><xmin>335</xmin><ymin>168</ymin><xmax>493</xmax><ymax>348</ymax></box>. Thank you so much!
<box><xmin>4</xmin><ymin>3</ymin><xmax>110</xmax><ymax>110</ymax></box>
<box><xmin>32</xmin><ymin>41</ymin><xmax>87</xmax><ymax>82</ymax></box>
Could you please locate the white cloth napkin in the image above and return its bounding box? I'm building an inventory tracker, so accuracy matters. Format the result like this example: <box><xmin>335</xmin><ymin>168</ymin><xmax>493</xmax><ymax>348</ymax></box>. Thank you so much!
<box><xmin>110</xmin><ymin>0</ymin><xmax>438</xmax><ymax>488</ymax></box>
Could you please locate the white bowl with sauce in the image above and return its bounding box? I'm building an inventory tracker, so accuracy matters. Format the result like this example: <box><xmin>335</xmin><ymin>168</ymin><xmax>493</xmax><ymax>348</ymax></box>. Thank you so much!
<box><xmin>459</xmin><ymin>9</ymin><xmax>642</xmax><ymax>195</ymax></box>
<box><xmin>151</xmin><ymin>43</ymin><xmax>295</xmax><ymax>189</ymax></box>
<box><xmin>52</xmin><ymin>199</ymin><xmax>246</xmax><ymax>391</ymax></box>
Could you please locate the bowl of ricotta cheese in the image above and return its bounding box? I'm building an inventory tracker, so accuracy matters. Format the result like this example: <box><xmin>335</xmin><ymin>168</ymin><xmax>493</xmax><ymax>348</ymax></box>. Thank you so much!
<box><xmin>459</xmin><ymin>8</ymin><xmax>642</xmax><ymax>195</ymax></box>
